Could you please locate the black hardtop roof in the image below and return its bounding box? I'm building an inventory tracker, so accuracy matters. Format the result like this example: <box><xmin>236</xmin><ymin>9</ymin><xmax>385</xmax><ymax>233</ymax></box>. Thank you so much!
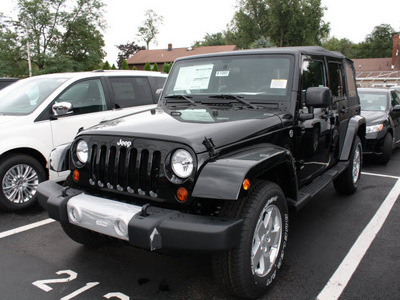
<box><xmin>175</xmin><ymin>46</ymin><xmax>346</xmax><ymax>62</ymax></box>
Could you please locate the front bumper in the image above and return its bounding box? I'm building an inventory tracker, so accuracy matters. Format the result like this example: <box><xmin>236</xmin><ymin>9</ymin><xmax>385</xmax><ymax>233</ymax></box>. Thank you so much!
<box><xmin>37</xmin><ymin>181</ymin><xmax>242</xmax><ymax>251</ymax></box>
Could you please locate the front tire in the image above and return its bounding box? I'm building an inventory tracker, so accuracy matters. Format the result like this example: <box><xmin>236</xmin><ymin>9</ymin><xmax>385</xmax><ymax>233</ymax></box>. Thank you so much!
<box><xmin>377</xmin><ymin>133</ymin><xmax>392</xmax><ymax>164</ymax></box>
<box><xmin>334</xmin><ymin>135</ymin><xmax>362</xmax><ymax>195</ymax></box>
<box><xmin>0</xmin><ymin>154</ymin><xmax>46</xmax><ymax>211</ymax></box>
<box><xmin>213</xmin><ymin>181</ymin><xmax>288</xmax><ymax>299</ymax></box>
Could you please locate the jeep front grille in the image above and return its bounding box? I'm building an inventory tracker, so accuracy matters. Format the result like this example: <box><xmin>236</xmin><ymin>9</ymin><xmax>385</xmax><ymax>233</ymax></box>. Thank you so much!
<box><xmin>88</xmin><ymin>144</ymin><xmax>162</xmax><ymax>197</ymax></box>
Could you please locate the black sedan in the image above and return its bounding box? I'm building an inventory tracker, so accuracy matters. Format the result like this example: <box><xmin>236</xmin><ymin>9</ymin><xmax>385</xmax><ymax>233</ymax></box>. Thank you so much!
<box><xmin>359</xmin><ymin>88</ymin><xmax>400</xmax><ymax>164</ymax></box>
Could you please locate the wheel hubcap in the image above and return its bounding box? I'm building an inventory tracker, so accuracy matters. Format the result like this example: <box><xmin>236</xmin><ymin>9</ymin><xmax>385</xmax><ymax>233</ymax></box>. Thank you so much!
<box><xmin>2</xmin><ymin>164</ymin><xmax>39</xmax><ymax>204</ymax></box>
<box><xmin>352</xmin><ymin>145</ymin><xmax>361</xmax><ymax>184</ymax></box>
<box><xmin>251</xmin><ymin>203</ymin><xmax>282</xmax><ymax>277</ymax></box>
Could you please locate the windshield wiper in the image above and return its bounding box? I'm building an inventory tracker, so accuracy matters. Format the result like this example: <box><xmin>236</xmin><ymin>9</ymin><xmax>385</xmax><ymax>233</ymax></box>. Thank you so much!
<box><xmin>208</xmin><ymin>94</ymin><xmax>258</xmax><ymax>109</ymax></box>
<box><xmin>165</xmin><ymin>94</ymin><xmax>197</xmax><ymax>106</ymax></box>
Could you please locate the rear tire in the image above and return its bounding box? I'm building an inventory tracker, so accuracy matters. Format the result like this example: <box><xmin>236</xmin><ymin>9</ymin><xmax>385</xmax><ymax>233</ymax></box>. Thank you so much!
<box><xmin>212</xmin><ymin>181</ymin><xmax>288</xmax><ymax>299</ymax></box>
<box><xmin>334</xmin><ymin>136</ymin><xmax>362</xmax><ymax>195</ymax></box>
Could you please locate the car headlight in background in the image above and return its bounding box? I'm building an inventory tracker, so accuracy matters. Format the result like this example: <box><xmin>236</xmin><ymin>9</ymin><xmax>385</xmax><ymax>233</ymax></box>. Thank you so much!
<box><xmin>366</xmin><ymin>124</ymin><xmax>384</xmax><ymax>133</ymax></box>
<box><xmin>171</xmin><ymin>149</ymin><xmax>194</xmax><ymax>178</ymax></box>
<box><xmin>76</xmin><ymin>140</ymin><xmax>89</xmax><ymax>164</ymax></box>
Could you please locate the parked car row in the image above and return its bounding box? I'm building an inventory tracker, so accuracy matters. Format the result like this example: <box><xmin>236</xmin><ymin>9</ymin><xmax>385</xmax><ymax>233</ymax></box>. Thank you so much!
<box><xmin>0</xmin><ymin>70</ymin><xmax>166</xmax><ymax>211</ymax></box>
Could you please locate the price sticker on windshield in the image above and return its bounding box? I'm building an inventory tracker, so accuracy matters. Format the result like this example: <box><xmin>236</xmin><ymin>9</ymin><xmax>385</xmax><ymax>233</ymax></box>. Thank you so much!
<box><xmin>216</xmin><ymin>71</ymin><xmax>230</xmax><ymax>77</ymax></box>
<box><xmin>270</xmin><ymin>79</ymin><xmax>287</xmax><ymax>89</ymax></box>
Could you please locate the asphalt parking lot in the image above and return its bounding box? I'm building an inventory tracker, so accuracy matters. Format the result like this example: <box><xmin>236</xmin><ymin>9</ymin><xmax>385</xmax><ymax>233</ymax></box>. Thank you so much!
<box><xmin>1</xmin><ymin>150</ymin><xmax>400</xmax><ymax>300</ymax></box>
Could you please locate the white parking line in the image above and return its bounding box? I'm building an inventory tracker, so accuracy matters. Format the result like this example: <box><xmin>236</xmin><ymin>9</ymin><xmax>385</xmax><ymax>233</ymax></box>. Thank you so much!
<box><xmin>0</xmin><ymin>218</ymin><xmax>55</xmax><ymax>239</ymax></box>
<box><xmin>317</xmin><ymin>177</ymin><xmax>400</xmax><ymax>300</ymax></box>
<box><xmin>362</xmin><ymin>171</ymin><xmax>400</xmax><ymax>180</ymax></box>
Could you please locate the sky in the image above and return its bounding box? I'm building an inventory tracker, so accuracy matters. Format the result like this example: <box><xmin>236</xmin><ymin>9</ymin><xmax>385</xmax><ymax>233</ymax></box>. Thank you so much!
<box><xmin>2</xmin><ymin>0</ymin><xmax>400</xmax><ymax>65</ymax></box>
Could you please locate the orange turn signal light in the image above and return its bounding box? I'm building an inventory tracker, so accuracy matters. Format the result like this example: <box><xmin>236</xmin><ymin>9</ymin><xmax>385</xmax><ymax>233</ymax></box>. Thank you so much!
<box><xmin>176</xmin><ymin>187</ymin><xmax>189</xmax><ymax>202</ymax></box>
<box><xmin>72</xmin><ymin>169</ymin><xmax>80</xmax><ymax>182</ymax></box>
<box><xmin>243</xmin><ymin>178</ymin><xmax>250</xmax><ymax>191</ymax></box>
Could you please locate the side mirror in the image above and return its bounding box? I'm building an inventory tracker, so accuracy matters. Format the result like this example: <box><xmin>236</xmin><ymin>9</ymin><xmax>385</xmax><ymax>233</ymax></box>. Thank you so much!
<box><xmin>155</xmin><ymin>88</ymin><xmax>163</xmax><ymax>100</ymax></box>
<box><xmin>393</xmin><ymin>104</ymin><xmax>400</xmax><ymax>112</ymax></box>
<box><xmin>305</xmin><ymin>87</ymin><xmax>332</xmax><ymax>108</ymax></box>
<box><xmin>52</xmin><ymin>101</ymin><xmax>73</xmax><ymax>116</ymax></box>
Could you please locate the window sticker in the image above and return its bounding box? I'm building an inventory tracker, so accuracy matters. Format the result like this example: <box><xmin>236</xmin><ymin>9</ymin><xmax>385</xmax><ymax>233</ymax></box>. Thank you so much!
<box><xmin>270</xmin><ymin>79</ymin><xmax>287</xmax><ymax>89</ymax></box>
<box><xmin>216</xmin><ymin>70</ymin><xmax>230</xmax><ymax>77</ymax></box>
<box><xmin>174</xmin><ymin>64</ymin><xmax>214</xmax><ymax>91</ymax></box>
<box><xmin>180</xmin><ymin>109</ymin><xmax>215</xmax><ymax>122</ymax></box>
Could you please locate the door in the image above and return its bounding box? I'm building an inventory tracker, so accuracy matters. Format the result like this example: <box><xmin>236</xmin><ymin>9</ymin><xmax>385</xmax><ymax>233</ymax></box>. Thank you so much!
<box><xmin>296</xmin><ymin>57</ymin><xmax>334</xmax><ymax>184</ymax></box>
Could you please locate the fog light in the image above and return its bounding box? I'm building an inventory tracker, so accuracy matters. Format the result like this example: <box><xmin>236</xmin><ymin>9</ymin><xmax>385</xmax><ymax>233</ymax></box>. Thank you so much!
<box><xmin>176</xmin><ymin>187</ymin><xmax>188</xmax><ymax>202</ymax></box>
<box><xmin>115</xmin><ymin>219</ymin><xmax>128</xmax><ymax>237</ymax></box>
<box><xmin>72</xmin><ymin>169</ymin><xmax>79</xmax><ymax>182</ymax></box>
<box><xmin>68</xmin><ymin>206</ymin><xmax>81</xmax><ymax>222</ymax></box>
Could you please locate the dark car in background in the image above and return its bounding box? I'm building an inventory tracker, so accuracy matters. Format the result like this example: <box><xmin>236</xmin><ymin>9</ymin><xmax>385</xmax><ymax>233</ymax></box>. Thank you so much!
<box><xmin>359</xmin><ymin>88</ymin><xmax>400</xmax><ymax>163</ymax></box>
<box><xmin>0</xmin><ymin>78</ymin><xmax>19</xmax><ymax>90</ymax></box>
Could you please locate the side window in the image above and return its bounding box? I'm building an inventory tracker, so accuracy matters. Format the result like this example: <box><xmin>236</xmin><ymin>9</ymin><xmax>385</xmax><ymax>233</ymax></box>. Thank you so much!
<box><xmin>392</xmin><ymin>91</ymin><xmax>400</xmax><ymax>106</ymax></box>
<box><xmin>109</xmin><ymin>77</ymin><xmax>153</xmax><ymax>108</ymax></box>
<box><xmin>301</xmin><ymin>60</ymin><xmax>325</xmax><ymax>90</ymax></box>
<box><xmin>344</xmin><ymin>61</ymin><xmax>359</xmax><ymax>107</ymax></box>
<box><xmin>58</xmin><ymin>79</ymin><xmax>106</xmax><ymax>115</ymax></box>
<box><xmin>328</xmin><ymin>62</ymin><xmax>344</xmax><ymax>98</ymax></box>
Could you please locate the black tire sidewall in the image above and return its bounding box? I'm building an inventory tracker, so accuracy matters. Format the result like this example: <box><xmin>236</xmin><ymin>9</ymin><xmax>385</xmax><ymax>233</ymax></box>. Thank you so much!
<box><xmin>379</xmin><ymin>133</ymin><xmax>392</xmax><ymax>164</ymax></box>
<box><xmin>0</xmin><ymin>154</ymin><xmax>46</xmax><ymax>211</ymax></box>
<box><xmin>238</xmin><ymin>182</ymin><xmax>289</xmax><ymax>297</ymax></box>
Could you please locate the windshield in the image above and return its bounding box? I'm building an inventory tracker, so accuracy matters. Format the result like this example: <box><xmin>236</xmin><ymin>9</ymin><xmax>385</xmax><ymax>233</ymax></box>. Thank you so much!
<box><xmin>0</xmin><ymin>76</ymin><xmax>68</xmax><ymax>115</ymax></box>
<box><xmin>359</xmin><ymin>91</ymin><xmax>388</xmax><ymax>111</ymax></box>
<box><xmin>163</xmin><ymin>54</ymin><xmax>294</xmax><ymax>103</ymax></box>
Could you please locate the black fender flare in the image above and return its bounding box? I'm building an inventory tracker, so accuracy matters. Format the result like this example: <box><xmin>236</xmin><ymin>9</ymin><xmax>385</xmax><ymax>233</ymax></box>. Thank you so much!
<box><xmin>340</xmin><ymin>115</ymin><xmax>366</xmax><ymax>160</ymax></box>
<box><xmin>192</xmin><ymin>144</ymin><xmax>297</xmax><ymax>200</ymax></box>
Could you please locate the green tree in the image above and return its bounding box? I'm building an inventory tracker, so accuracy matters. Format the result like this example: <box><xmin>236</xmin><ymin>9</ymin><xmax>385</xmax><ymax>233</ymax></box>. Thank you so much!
<box><xmin>115</xmin><ymin>41</ymin><xmax>145</xmax><ymax>69</ymax></box>
<box><xmin>102</xmin><ymin>61</ymin><xmax>111</xmax><ymax>70</ymax></box>
<box><xmin>131</xmin><ymin>65</ymin><xmax>137</xmax><ymax>70</ymax></box>
<box><xmin>193</xmin><ymin>33</ymin><xmax>228</xmax><ymax>47</ymax></box>
<box><xmin>121</xmin><ymin>59</ymin><xmax>129</xmax><ymax>70</ymax></box>
<box><xmin>266</xmin><ymin>0</ymin><xmax>329</xmax><ymax>47</ymax></box>
<box><xmin>111</xmin><ymin>64</ymin><xmax>117</xmax><ymax>70</ymax></box>
<box><xmin>199</xmin><ymin>0</ymin><xmax>329</xmax><ymax>49</ymax></box>
<box><xmin>322</xmin><ymin>37</ymin><xmax>356</xmax><ymax>58</ymax></box>
<box><xmin>143</xmin><ymin>62</ymin><xmax>151</xmax><ymax>71</ymax></box>
<box><xmin>137</xmin><ymin>9</ymin><xmax>163</xmax><ymax>50</ymax></box>
<box><xmin>356</xmin><ymin>24</ymin><xmax>398</xmax><ymax>58</ymax></box>
<box><xmin>0</xmin><ymin>13</ymin><xmax>26</xmax><ymax>77</ymax></box>
<box><xmin>0</xmin><ymin>0</ymin><xmax>106</xmax><ymax>76</ymax></box>
<box><xmin>152</xmin><ymin>62</ymin><xmax>159</xmax><ymax>72</ymax></box>
<box><xmin>162</xmin><ymin>62</ymin><xmax>171</xmax><ymax>73</ymax></box>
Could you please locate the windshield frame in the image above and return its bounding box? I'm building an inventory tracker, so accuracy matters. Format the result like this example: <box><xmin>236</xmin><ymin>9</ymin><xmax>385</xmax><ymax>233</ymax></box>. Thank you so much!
<box><xmin>162</xmin><ymin>53</ymin><xmax>295</xmax><ymax>105</ymax></box>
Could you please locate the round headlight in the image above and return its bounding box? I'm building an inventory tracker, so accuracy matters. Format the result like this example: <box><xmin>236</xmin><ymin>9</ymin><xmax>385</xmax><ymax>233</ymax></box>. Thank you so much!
<box><xmin>76</xmin><ymin>140</ymin><xmax>89</xmax><ymax>164</ymax></box>
<box><xmin>171</xmin><ymin>149</ymin><xmax>194</xmax><ymax>178</ymax></box>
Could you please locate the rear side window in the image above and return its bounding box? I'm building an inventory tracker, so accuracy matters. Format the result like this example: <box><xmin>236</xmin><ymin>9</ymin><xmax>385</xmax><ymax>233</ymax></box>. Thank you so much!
<box><xmin>109</xmin><ymin>77</ymin><xmax>153</xmax><ymax>108</ymax></box>
<box><xmin>328</xmin><ymin>62</ymin><xmax>344</xmax><ymax>98</ymax></box>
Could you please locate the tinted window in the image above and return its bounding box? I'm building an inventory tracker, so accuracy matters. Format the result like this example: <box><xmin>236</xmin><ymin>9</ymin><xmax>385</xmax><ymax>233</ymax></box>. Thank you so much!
<box><xmin>301</xmin><ymin>60</ymin><xmax>325</xmax><ymax>90</ymax></box>
<box><xmin>58</xmin><ymin>79</ymin><xmax>106</xmax><ymax>115</ymax></box>
<box><xmin>109</xmin><ymin>77</ymin><xmax>153</xmax><ymax>108</ymax></box>
<box><xmin>328</xmin><ymin>62</ymin><xmax>344</xmax><ymax>98</ymax></box>
<box><xmin>392</xmin><ymin>91</ymin><xmax>400</xmax><ymax>106</ymax></box>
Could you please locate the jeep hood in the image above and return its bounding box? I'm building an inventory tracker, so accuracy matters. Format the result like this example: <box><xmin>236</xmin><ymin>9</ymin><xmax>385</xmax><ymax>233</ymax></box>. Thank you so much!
<box><xmin>81</xmin><ymin>107</ymin><xmax>284</xmax><ymax>153</ymax></box>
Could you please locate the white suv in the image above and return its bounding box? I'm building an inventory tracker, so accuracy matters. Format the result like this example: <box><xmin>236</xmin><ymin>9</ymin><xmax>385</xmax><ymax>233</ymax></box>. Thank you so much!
<box><xmin>0</xmin><ymin>70</ymin><xmax>166</xmax><ymax>211</ymax></box>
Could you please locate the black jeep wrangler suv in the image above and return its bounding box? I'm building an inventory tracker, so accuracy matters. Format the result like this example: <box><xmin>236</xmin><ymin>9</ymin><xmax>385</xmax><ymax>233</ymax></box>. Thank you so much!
<box><xmin>38</xmin><ymin>47</ymin><xmax>365</xmax><ymax>299</ymax></box>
